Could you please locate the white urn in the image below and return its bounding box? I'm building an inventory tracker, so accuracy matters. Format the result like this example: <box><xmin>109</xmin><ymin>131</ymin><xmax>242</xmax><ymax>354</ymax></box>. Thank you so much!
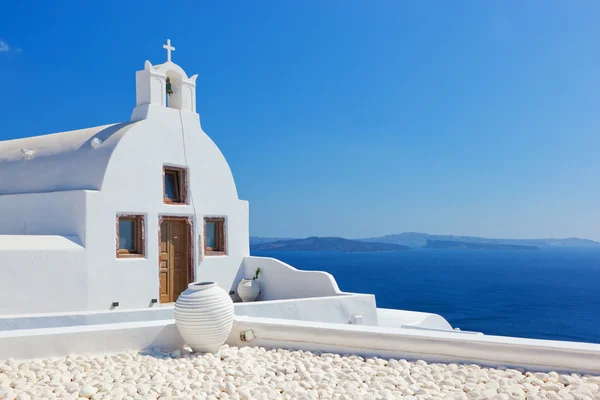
<box><xmin>237</xmin><ymin>279</ymin><xmax>260</xmax><ymax>302</ymax></box>
<box><xmin>174</xmin><ymin>282</ymin><xmax>234</xmax><ymax>354</ymax></box>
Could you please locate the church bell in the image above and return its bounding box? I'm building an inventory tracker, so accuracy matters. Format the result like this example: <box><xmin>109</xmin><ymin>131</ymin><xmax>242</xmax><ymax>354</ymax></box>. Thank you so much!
<box><xmin>166</xmin><ymin>77</ymin><xmax>173</xmax><ymax>95</ymax></box>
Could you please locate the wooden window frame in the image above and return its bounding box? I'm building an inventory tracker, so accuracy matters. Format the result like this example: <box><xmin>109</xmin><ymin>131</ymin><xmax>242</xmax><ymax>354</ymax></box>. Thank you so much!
<box><xmin>116</xmin><ymin>214</ymin><xmax>145</xmax><ymax>258</ymax></box>
<box><xmin>204</xmin><ymin>217</ymin><xmax>227</xmax><ymax>256</ymax></box>
<box><xmin>163</xmin><ymin>166</ymin><xmax>188</xmax><ymax>205</ymax></box>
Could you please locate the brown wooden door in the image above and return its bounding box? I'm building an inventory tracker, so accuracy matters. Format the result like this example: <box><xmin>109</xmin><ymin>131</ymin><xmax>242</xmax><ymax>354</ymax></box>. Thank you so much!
<box><xmin>159</xmin><ymin>219</ymin><xmax>190</xmax><ymax>303</ymax></box>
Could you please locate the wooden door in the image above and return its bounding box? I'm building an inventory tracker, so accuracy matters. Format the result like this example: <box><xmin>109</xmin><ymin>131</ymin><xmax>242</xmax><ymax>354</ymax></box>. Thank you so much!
<box><xmin>159</xmin><ymin>219</ymin><xmax>190</xmax><ymax>303</ymax></box>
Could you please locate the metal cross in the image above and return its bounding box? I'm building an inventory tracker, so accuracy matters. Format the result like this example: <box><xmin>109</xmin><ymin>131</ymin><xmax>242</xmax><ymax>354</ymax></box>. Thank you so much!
<box><xmin>163</xmin><ymin>39</ymin><xmax>175</xmax><ymax>62</ymax></box>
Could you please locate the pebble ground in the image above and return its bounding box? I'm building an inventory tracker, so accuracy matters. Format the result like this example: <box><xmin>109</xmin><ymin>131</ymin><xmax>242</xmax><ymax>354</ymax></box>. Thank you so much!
<box><xmin>1</xmin><ymin>346</ymin><xmax>599</xmax><ymax>400</ymax></box>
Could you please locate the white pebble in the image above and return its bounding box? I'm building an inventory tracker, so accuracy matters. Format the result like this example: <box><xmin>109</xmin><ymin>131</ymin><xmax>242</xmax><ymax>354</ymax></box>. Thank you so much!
<box><xmin>79</xmin><ymin>384</ymin><xmax>98</xmax><ymax>398</ymax></box>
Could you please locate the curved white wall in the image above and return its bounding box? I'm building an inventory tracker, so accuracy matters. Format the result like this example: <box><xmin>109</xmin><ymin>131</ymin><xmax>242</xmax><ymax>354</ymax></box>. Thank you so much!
<box><xmin>241</xmin><ymin>256</ymin><xmax>342</xmax><ymax>301</ymax></box>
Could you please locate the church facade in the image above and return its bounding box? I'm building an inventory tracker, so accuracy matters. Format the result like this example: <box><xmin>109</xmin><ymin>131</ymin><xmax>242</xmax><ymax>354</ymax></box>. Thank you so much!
<box><xmin>0</xmin><ymin>41</ymin><xmax>249</xmax><ymax>315</ymax></box>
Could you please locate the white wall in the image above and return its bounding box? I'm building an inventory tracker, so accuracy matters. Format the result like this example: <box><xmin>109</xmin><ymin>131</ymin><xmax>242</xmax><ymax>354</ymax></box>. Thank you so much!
<box><xmin>241</xmin><ymin>256</ymin><xmax>342</xmax><ymax>301</ymax></box>
<box><xmin>234</xmin><ymin>294</ymin><xmax>378</xmax><ymax>325</ymax></box>
<box><xmin>0</xmin><ymin>236</ymin><xmax>88</xmax><ymax>314</ymax></box>
<box><xmin>0</xmin><ymin>191</ymin><xmax>87</xmax><ymax>243</ymax></box>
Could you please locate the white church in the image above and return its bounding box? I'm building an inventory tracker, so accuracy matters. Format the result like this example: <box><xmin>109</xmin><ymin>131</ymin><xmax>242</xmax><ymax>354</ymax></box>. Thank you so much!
<box><xmin>0</xmin><ymin>41</ymin><xmax>598</xmax><ymax>376</ymax></box>
<box><xmin>0</xmin><ymin>40</ymin><xmax>249</xmax><ymax>314</ymax></box>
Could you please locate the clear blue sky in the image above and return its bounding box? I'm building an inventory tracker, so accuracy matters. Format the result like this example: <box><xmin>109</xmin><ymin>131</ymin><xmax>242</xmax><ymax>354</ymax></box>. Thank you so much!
<box><xmin>1</xmin><ymin>1</ymin><xmax>599</xmax><ymax>240</ymax></box>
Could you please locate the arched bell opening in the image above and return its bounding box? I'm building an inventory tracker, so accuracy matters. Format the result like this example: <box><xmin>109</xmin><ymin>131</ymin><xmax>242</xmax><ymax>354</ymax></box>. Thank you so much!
<box><xmin>165</xmin><ymin>70</ymin><xmax>184</xmax><ymax>110</ymax></box>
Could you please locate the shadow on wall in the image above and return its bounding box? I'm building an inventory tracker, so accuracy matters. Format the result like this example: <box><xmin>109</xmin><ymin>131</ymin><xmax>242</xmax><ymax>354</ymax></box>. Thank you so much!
<box><xmin>60</xmin><ymin>235</ymin><xmax>83</xmax><ymax>246</ymax></box>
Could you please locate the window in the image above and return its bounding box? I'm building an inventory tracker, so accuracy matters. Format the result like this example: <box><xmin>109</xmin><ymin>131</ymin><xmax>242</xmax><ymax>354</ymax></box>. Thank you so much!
<box><xmin>163</xmin><ymin>166</ymin><xmax>187</xmax><ymax>204</ymax></box>
<box><xmin>204</xmin><ymin>217</ymin><xmax>226</xmax><ymax>255</ymax></box>
<box><xmin>117</xmin><ymin>215</ymin><xmax>145</xmax><ymax>258</ymax></box>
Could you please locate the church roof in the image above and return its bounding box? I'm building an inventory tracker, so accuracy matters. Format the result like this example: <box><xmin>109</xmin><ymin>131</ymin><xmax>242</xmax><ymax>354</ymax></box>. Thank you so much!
<box><xmin>0</xmin><ymin>122</ymin><xmax>139</xmax><ymax>196</ymax></box>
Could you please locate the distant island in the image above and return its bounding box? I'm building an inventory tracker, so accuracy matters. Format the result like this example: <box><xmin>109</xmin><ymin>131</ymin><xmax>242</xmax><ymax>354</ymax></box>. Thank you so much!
<box><xmin>251</xmin><ymin>237</ymin><xmax>410</xmax><ymax>253</ymax></box>
<box><xmin>250</xmin><ymin>232</ymin><xmax>600</xmax><ymax>251</ymax></box>
<box><xmin>424</xmin><ymin>240</ymin><xmax>538</xmax><ymax>251</ymax></box>
<box><xmin>359</xmin><ymin>232</ymin><xmax>600</xmax><ymax>248</ymax></box>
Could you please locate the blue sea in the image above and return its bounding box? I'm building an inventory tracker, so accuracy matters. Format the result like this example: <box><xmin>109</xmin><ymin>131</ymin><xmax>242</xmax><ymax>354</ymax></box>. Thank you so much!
<box><xmin>252</xmin><ymin>248</ymin><xmax>600</xmax><ymax>344</ymax></box>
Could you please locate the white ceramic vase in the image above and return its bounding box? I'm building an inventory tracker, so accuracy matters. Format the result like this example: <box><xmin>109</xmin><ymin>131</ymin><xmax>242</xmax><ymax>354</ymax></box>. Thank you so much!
<box><xmin>237</xmin><ymin>279</ymin><xmax>260</xmax><ymax>302</ymax></box>
<box><xmin>174</xmin><ymin>282</ymin><xmax>234</xmax><ymax>354</ymax></box>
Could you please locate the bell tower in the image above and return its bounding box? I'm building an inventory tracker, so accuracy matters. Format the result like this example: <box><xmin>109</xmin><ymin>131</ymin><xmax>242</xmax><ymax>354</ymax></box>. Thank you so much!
<box><xmin>132</xmin><ymin>39</ymin><xmax>198</xmax><ymax>120</ymax></box>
